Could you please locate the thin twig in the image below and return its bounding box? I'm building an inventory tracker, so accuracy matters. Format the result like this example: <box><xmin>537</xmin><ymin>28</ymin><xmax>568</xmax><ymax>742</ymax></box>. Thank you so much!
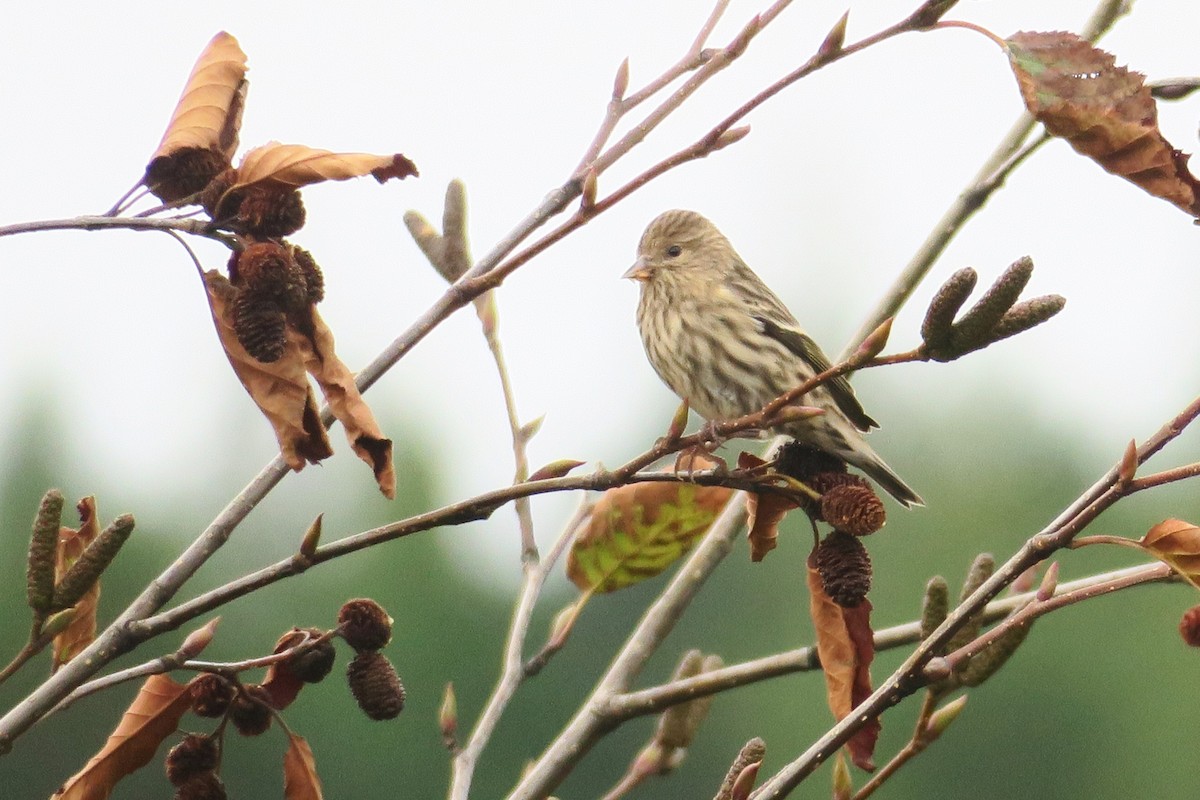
<box><xmin>605</xmin><ymin>562</ymin><xmax>1174</xmax><ymax>719</ymax></box>
<box><xmin>751</xmin><ymin>394</ymin><xmax>1200</xmax><ymax>798</ymax></box>
<box><xmin>448</xmin><ymin>499</ymin><xmax>590</xmax><ymax>800</ymax></box>
<box><xmin>0</xmin><ymin>214</ymin><xmax>237</xmax><ymax>248</ymax></box>
<box><xmin>838</xmin><ymin>0</ymin><xmax>1129</xmax><ymax>359</ymax></box>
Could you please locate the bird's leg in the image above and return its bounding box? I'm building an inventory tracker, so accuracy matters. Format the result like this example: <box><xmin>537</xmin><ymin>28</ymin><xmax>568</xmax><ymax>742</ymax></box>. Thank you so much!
<box><xmin>673</xmin><ymin>439</ymin><xmax>728</xmax><ymax>479</ymax></box>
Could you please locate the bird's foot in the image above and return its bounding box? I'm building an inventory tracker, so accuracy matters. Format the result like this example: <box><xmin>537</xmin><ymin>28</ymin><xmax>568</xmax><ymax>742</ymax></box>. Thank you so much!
<box><xmin>673</xmin><ymin>445</ymin><xmax>728</xmax><ymax>479</ymax></box>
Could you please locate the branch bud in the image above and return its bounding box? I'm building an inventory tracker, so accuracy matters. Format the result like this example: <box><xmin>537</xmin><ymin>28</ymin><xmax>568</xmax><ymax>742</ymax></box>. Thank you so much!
<box><xmin>178</xmin><ymin>617</ymin><xmax>220</xmax><ymax>661</ymax></box>
<box><xmin>726</xmin><ymin>14</ymin><xmax>762</xmax><ymax>58</ymax></box>
<box><xmin>713</xmin><ymin>737</ymin><xmax>766</xmax><ymax>800</ymax></box>
<box><xmin>40</xmin><ymin>606</ymin><xmax>77</xmax><ymax>639</ymax></box>
<box><xmin>527</xmin><ymin>459</ymin><xmax>586</xmax><ymax>482</ymax></box>
<box><xmin>831</xmin><ymin>751</ymin><xmax>852</xmax><ymax>800</ymax></box>
<box><xmin>580</xmin><ymin>169</ymin><xmax>598</xmax><ymax>212</ymax></box>
<box><xmin>612</xmin><ymin>58</ymin><xmax>631</xmax><ymax>101</ymax></box>
<box><xmin>1036</xmin><ymin>561</ymin><xmax>1059</xmax><ymax>602</ymax></box>
<box><xmin>925</xmin><ymin>694</ymin><xmax>968</xmax><ymax>740</ymax></box>
<box><xmin>849</xmin><ymin>317</ymin><xmax>892</xmax><ymax>366</ymax></box>
<box><xmin>817</xmin><ymin>11</ymin><xmax>850</xmax><ymax>60</ymax></box>
<box><xmin>439</xmin><ymin>682</ymin><xmax>458</xmax><ymax>750</ymax></box>
<box><xmin>667</xmin><ymin>399</ymin><xmax>691</xmax><ymax>442</ymax></box>
<box><xmin>299</xmin><ymin>513</ymin><xmax>323</xmax><ymax>558</ymax></box>
<box><xmin>1117</xmin><ymin>439</ymin><xmax>1139</xmax><ymax>489</ymax></box>
<box><xmin>713</xmin><ymin>125</ymin><xmax>752</xmax><ymax>151</ymax></box>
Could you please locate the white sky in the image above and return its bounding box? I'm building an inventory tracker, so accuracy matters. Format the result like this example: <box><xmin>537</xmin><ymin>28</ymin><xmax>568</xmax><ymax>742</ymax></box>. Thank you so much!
<box><xmin>2</xmin><ymin>1</ymin><xmax>1199</xmax><ymax>582</ymax></box>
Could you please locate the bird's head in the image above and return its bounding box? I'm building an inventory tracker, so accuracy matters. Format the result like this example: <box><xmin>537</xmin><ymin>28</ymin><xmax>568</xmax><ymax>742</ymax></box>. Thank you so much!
<box><xmin>623</xmin><ymin>209</ymin><xmax>732</xmax><ymax>284</ymax></box>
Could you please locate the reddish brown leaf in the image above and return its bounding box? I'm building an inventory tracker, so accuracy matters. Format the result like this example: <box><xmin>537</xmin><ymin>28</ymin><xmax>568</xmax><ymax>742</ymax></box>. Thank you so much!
<box><xmin>1006</xmin><ymin>31</ymin><xmax>1200</xmax><ymax>217</ymax></box>
<box><xmin>807</xmin><ymin>551</ymin><xmax>856</xmax><ymax>719</ymax></box>
<box><xmin>151</xmin><ymin>32</ymin><xmax>247</xmax><ymax>161</ymax></box>
<box><xmin>283</xmin><ymin>731</ymin><xmax>324</xmax><ymax>800</ymax></box>
<box><xmin>53</xmin><ymin>675</ymin><xmax>192</xmax><ymax>800</ymax></box>
<box><xmin>261</xmin><ymin>629</ymin><xmax>308</xmax><ymax>710</ymax></box>
<box><xmin>233</xmin><ymin>143</ymin><xmax>418</xmax><ymax>191</ymax></box>
<box><xmin>203</xmin><ymin>270</ymin><xmax>333</xmax><ymax>471</ymax></box>
<box><xmin>297</xmin><ymin>309</ymin><xmax>395</xmax><ymax>498</ymax></box>
<box><xmin>567</xmin><ymin>480</ymin><xmax>733</xmax><ymax>593</ymax></box>
<box><xmin>842</xmin><ymin>601</ymin><xmax>879</xmax><ymax>771</ymax></box>
<box><xmin>53</xmin><ymin>497</ymin><xmax>101</xmax><ymax>670</ymax></box>
<box><xmin>738</xmin><ymin>452</ymin><xmax>799</xmax><ymax>562</ymax></box>
<box><xmin>806</xmin><ymin>551</ymin><xmax>879</xmax><ymax>771</ymax></box>
<box><xmin>1140</xmin><ymin>518</ymin><xmax>1200</xmax><ymax>589</ymax></box>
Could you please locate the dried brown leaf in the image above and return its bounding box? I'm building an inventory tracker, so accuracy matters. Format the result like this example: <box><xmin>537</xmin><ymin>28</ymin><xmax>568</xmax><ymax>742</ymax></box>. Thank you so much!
<box><xmin>297</xmin><ymin>309</ymin><xmax>395</xmax><ymax>498</ymax></box>
<box><xmin>842</xmin><ymin>601</ymin><xmax>879</xmax><ymax>771</ymax></box>
<box><xmin>52</xmin><ymin>497</ymin><xmax>101</xmax><ymax>670</ymax></box>
<box><xmin>204</xmin><ymin>270</ymin><xmax>333</xmax><ymax>471</ymax></box>
<box><xmin>284</xmin><ymin>732</ymin><xmax>324</xmax><ymax>800</ymax></box>
<box><xmin>807</xmin><ymin>550</ymin><xmax>856</xmax><ymax>720</ymax></box>
<box><xmin>1006</xmin><ymin>31</ymin><xmax>1200</xmax><ymax>217</ymax></box>
<box><xmin>738</xmin><ymin>452</ymin><xmax>798</xmax><ymax>562</ymax></box>
<box><xmin>1140</xmin><ymin>518</ymin><xmax>1200</xmax><ymax>588</ymax></box>
<box><xmin>807</xmin><ymin>550</ymin><xmax>879</xmax><ymax>771</ymax></box>
<box><xmin>151</xmin><ymin>32</ymin><xmax>248</xmax><ymax>161</ymax></box>
<box><xmin>261</xmin><ymin>629</ymin><xmax>307</xmax><ymax>710</ymax></box>
<box><xmin>234</xmin><ymin>142</ymin><xmax>418</xmax><ymax>191</ymax></box>
<box><xmin>53</xmin><ymin>674</ymin><xmax>192</xmax><ymax>800</ymax></box>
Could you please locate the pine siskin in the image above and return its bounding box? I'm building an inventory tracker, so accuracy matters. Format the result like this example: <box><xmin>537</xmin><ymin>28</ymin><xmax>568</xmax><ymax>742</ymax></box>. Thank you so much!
<box><xmin>624</xmin><ymin>209</ymin><xmax>922</xmax><ymax>507</ymax></box>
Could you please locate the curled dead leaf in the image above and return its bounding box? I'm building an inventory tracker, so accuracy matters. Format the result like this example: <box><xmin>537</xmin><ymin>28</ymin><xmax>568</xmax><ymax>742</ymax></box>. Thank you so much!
<box><xmin>204</xmin><ymin>270</ymin><xmax>333</xmax><ymax>471</ymax></box>
<box><xmin>151</xmin><ymin>32</ymin><xmax>248</xmax><ymax>161</ymax></box>
<box><xmin>738</xmin><ymin>452</ymin><xmax>798</xmax><ymax>562</ymax></box>
<box><xmin>284</xmin><ymin>731</ymin><xmax>324</xmax><ymax>800</ymax></box>
<box><xmin>567</xmin><ymin>480</ymin><xmax>733</xmax><ymax>593</ymax></box>
<box><xmin>1005</xmin><ymin>31</ymin><xmax>1200</xmax><ymax>217</ymax></box>
<box><xmin>806</xmin><ymin>550</ymin><xmax>879</xmax><ymax>771</ymax></box>
<box><xmin>53</xmin><ymin>674</ymin><xmax>192</xmax><ymax>800</ymax></box>
<box><xmin>233</xmin><ymin>142</ymin><xmax>418</xmax><ymax>192</ymax></box>
<box><xmin>297</xmin><ymin>310</ymin><xmax>395</xmax><ymax>499</ymax></box>
<box><xmin>52</xmin><ymin>497</ymin><xmax>101</xmax><ymax>670</ymax></box>
<box><xmin>1140</xmin><ymin>518</ymin><xmax>1200</xmax><ymax>588</ymax></box>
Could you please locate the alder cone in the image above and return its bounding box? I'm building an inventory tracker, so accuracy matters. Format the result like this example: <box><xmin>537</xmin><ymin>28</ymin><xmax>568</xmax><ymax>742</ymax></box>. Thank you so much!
<box><xmin>173</xmin><ymin>771</ymin><xmax>227</xmax><ymax>800</ymax></box>
<box><xmin>145</xmin><ymin>146</ymin><xmax>228</xmax><ymax>203</ymax></box>
<box><xmin>231</xmin><ymin>290</ymin><xmax>287</xmax><ymax>363</ymax></box>
<box><xmin>232</xmin><ymin>242</ymin><xmax>309</xmax><ymax>311</ymax></box>
<box><xmin>338</xmin><ymin>598</ymin><xmax>393</xmax><ymax>651</ymax></box>
<box><xmin>292</xmin><ymin>245</ymin><xmax>325</xmax><ymax>303</ymax></box>
<box><xmin>819</xmin><ymin>482</ymin><xmax>886</xmax><ymax>536</ymax></box>
<box><xmin>775</xmin><ymin>440</ymin><xmax>848</xmax><ymax>483</ymax></box>
<box><xmin>347</xmin><ymin>650</ymin><xmax>406</xmax><ymax>720</ymax></box>
<box><xmin>229</xmin><ymin>684</ymin><xmax>273</xmax><ymax>736</ymax></box>
<box><xmin>190</xmin><ymin>673</ymin><xmax>235</xmax><ymax>717</ymax></box>
<box><xmin>165</xmin><ymin>734</ymin><xmax>219</xmax><ymax>786</ymax></box>
<box><xmin>290</xmin><ymin>637</ymin><xmax>337</xmax><ymax>683</ymax></box>
<box><xmin>815</xmin><ymin>530</ymin><xmax>872</xmax><ymax>607</ymax></box>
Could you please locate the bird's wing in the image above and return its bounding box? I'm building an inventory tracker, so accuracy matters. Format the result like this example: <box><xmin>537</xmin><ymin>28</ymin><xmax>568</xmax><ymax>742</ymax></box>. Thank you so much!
<box><xmin>754</xmin><ymin>316</ymin><xmax>879</xmax><ymax>431</ymax></box>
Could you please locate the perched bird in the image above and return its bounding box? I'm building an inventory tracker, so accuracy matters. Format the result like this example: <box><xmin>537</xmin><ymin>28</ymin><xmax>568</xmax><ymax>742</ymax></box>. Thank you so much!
<box><xmin>624</xmin><ymin>209</ymin><xmax>922</xmax><ymax>507</ymax></box>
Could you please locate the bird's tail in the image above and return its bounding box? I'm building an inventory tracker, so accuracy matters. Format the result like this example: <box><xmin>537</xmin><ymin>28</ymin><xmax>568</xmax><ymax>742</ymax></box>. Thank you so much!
<box><xmin>852</xmin><ymin>450</ymin><xmax>923</xmax><ymax>508</ymax></box>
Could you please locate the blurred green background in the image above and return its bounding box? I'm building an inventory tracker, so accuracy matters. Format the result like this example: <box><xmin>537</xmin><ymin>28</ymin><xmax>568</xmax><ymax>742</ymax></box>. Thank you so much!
<box><xmin>2</xmin><ymin>385</ymin><xmax>1198</xmax><ymax>800</ymax></box>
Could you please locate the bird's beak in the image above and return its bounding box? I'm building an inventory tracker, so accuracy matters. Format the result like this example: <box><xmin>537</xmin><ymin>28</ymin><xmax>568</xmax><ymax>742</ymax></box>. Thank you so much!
<box><xmin>622</xmin><ymin>256</ymin><xmax>650</xmax><ymax>282</ymax></box>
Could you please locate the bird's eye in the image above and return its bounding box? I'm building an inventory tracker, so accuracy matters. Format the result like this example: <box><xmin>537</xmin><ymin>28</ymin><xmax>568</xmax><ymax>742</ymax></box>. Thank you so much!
<box><xmin>666</xmin><ymin>244</ymin><xmax>683</xmax><ymax>258</ymax></box>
